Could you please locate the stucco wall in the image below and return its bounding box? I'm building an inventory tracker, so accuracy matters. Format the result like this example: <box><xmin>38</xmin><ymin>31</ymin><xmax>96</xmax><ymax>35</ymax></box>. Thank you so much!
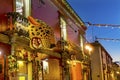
<box><xmin>91</xmin><ymin>44</ymin><xmax>103</xmax><ymax>80</ymax></box>
<box><xmin>44</xmin><ymin>59</ymin><xmax>61</xmax><ymax>80</ymax></box>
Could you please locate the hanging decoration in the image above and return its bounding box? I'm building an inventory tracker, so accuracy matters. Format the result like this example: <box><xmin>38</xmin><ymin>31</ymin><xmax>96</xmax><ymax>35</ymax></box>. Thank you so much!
<box><xmin>85</xmin><ymin>22</ymin><xmax>120</xmax><ymax>42</ymax></box>
<box><xmin>8</xmin><ymin>55</ymin><xmax>18</xmax><ymax>77</ymax></box>
<box><xmin>8</xmin><ymin>55</ymin><xmax>17</xmax><ymax>72</ymax></box>
<box><xmin>96</xmin><ymin>37</ymin><xmax>120</xmax><ymax>42</ymax></box>
<box><xmin>32</xmin><ymin>59</ymin><xmax>43</xmax><ymax>80</ymax></box>
<box><xmin>15</xmin><ymin>48</ymin><xmax>34</xmax><ymax>62</ymax></box>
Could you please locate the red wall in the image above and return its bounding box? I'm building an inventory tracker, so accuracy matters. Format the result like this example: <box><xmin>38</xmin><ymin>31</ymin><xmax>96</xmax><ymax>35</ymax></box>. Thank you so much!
<box><xmin>31</xmin><ymin>0</ymin><xmax>60</xmax><ymax>40</ymax></box>
<box><xmin>0</xmin><ymin>0</ymin><xmax>13</xmax><ymax>79</ymax></box>
<box><xmin>0</xmin><ymin>42</ymin><xmax>11</xmax><ymax>80</ymax></box>
<box><xmin>0</xmin><ymin>0</ymin><xmax>13</xmax><ymax>32</ymax></box>
<box><xmin>0</xmin><ymin>0</ymin><xmax>12</xmax><ymax>53</ymax></box>
<box><xmin>0</xmin><ymin>0</ymin><xmax>13</xmax><ymax>14</ymax></box>
<box><xmin>0</xmin><ymin>42</ymin><xmax>11</xmax><ymax>56</ymax></box>
<box><xmin>31</xmin><ymin>0</ymin><xmax>58</xmax><ymax>26</ymax></box>
<box><xmin>67</xmin><ymin>23</ymin><xmax>80</xmax><ymax>45</ymax></box>
<box><xmin>31</xmin><ymin>0</ymin><xmax>82</xmax><ymax>45</ymax></box>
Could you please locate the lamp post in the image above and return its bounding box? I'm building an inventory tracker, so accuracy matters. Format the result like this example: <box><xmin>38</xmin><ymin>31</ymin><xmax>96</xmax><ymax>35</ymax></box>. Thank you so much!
<box><xmin>85</xmin><ymin>44</ymin><xmax>92</xmax><ymax>80</ymax></box>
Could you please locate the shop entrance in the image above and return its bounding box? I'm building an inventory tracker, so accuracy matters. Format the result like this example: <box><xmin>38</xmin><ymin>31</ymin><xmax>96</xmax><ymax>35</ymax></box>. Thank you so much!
<box><xmin>17</xmin><ymin>61</ymin><xmax>28</xmax><ymax>80</ymax></box>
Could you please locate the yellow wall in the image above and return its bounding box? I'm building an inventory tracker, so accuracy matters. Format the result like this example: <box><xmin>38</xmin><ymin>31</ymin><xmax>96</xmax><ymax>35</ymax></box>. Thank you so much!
<box><xmin>28</xmin><ymin>63</ymin><xmax>32</xmax><ymax>80</ymax></box>
<box><xmin>44</xmin><ymin>59</ymin><xmax>61</xmax><ymax>80</ymax></box>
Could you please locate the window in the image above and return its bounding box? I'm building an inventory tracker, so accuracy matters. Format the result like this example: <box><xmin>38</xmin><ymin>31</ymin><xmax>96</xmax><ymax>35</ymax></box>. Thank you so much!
<box><xmin>15</xmin><ymin>0</ymin><xmax>31</xmax><ymax>17</ymax></box>
<box><xmin>16</xmin><ymin>0</ymin><xmax>24</xmax><ymax>15</ymax></box>
<box><xmin>60</xmin><ymin>17</ymin><xmax>67</xmax><ymax>41</ymax></box>
<box><xmin>43</xmin><ymin>59</ymin><xmax>49</xmax><ymax>74</ymax></box>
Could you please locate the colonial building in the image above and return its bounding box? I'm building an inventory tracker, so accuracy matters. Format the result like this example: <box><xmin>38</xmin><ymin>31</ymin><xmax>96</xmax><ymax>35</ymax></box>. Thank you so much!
<box><xmin>0</xmin><ymin>0</ymin><xmax>87</xmax><ymax>80</ymax></box>
<box><xmin>90</xmin><ymin>41</ymin><xmax>114</xmax><ymax>80</ymax></box>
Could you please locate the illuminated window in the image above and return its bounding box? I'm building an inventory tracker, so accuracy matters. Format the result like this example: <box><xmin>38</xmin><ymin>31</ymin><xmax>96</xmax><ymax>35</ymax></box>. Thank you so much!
<box><xmin>19</xmin><ymin>76</ymin><xmax>26</xmax><ymax>80</ymax></box>
<box><xmin>17</xmin><ymin>61</ymin><xmax>27</xmax><ymax>74</ymax></box>
<box><xmin>43</xmin><ymin>59</ymin><xmax>49</xmax><ymax>74</ymax></box>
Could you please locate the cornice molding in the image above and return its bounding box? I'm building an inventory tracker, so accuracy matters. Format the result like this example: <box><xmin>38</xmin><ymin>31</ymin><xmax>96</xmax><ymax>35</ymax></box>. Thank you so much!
<box><xmin>51</xmin><ymin>0</ymin><xmax>87</xmax><ymax>31</ymax></box>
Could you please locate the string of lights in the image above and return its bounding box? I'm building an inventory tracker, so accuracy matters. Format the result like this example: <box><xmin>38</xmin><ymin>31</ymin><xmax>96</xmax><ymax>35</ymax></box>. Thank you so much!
<box><xmin>85</xmin><ymin>22</ymin><xmax>120</xmax><ymax>28</ymax></box>
<box><xmin>85</xmin><ymin>22</ymin><xmax>120</xmax><ymax>42</ymax></box>
<box><xmin>96</xmin><ymin>38</ymin><xmax>120</xmax><ymax>41</ymax></box>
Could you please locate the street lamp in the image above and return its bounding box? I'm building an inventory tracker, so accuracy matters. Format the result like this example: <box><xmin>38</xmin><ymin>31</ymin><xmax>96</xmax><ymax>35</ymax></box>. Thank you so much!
<box><xmin>85</xmin><ymin>45</ymin><xmax>92</xmax><ymax>55</ymax></box>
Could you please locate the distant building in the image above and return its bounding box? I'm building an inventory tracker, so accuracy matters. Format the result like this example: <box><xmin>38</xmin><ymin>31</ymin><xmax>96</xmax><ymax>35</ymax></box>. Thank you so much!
<box><xmin>90</xmin><ymin>41</ymin><xmax>114</xmax><ymax>80</ymax></box>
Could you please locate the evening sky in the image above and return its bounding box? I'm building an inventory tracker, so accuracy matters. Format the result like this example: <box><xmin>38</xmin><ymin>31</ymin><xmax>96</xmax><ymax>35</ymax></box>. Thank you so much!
<box><xmin>67</xmin><ymin>0</ymin><xmax>120</xmax><ymax>61</ymax></box>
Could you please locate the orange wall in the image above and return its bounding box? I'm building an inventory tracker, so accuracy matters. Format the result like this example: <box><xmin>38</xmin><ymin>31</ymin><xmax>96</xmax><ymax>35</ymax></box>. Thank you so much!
<box><xmin>70</xmin><ymin>62</ymin><xmax>82</xmax><ymax>80</ymax></box>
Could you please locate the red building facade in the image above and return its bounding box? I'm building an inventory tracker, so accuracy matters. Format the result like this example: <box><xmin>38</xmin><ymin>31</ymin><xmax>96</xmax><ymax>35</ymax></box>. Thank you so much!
<box><xmin>0</xmin><ymin>0</ymin><xmax>87</xmax><ymax>80</ymax></box>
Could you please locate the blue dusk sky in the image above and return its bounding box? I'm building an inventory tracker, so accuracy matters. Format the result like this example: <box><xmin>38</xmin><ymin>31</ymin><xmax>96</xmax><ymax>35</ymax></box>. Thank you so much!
<box><xmin>67</xmin><ymin>0</ymin><xmax>120</xmax><ymax>61</ymax></box>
